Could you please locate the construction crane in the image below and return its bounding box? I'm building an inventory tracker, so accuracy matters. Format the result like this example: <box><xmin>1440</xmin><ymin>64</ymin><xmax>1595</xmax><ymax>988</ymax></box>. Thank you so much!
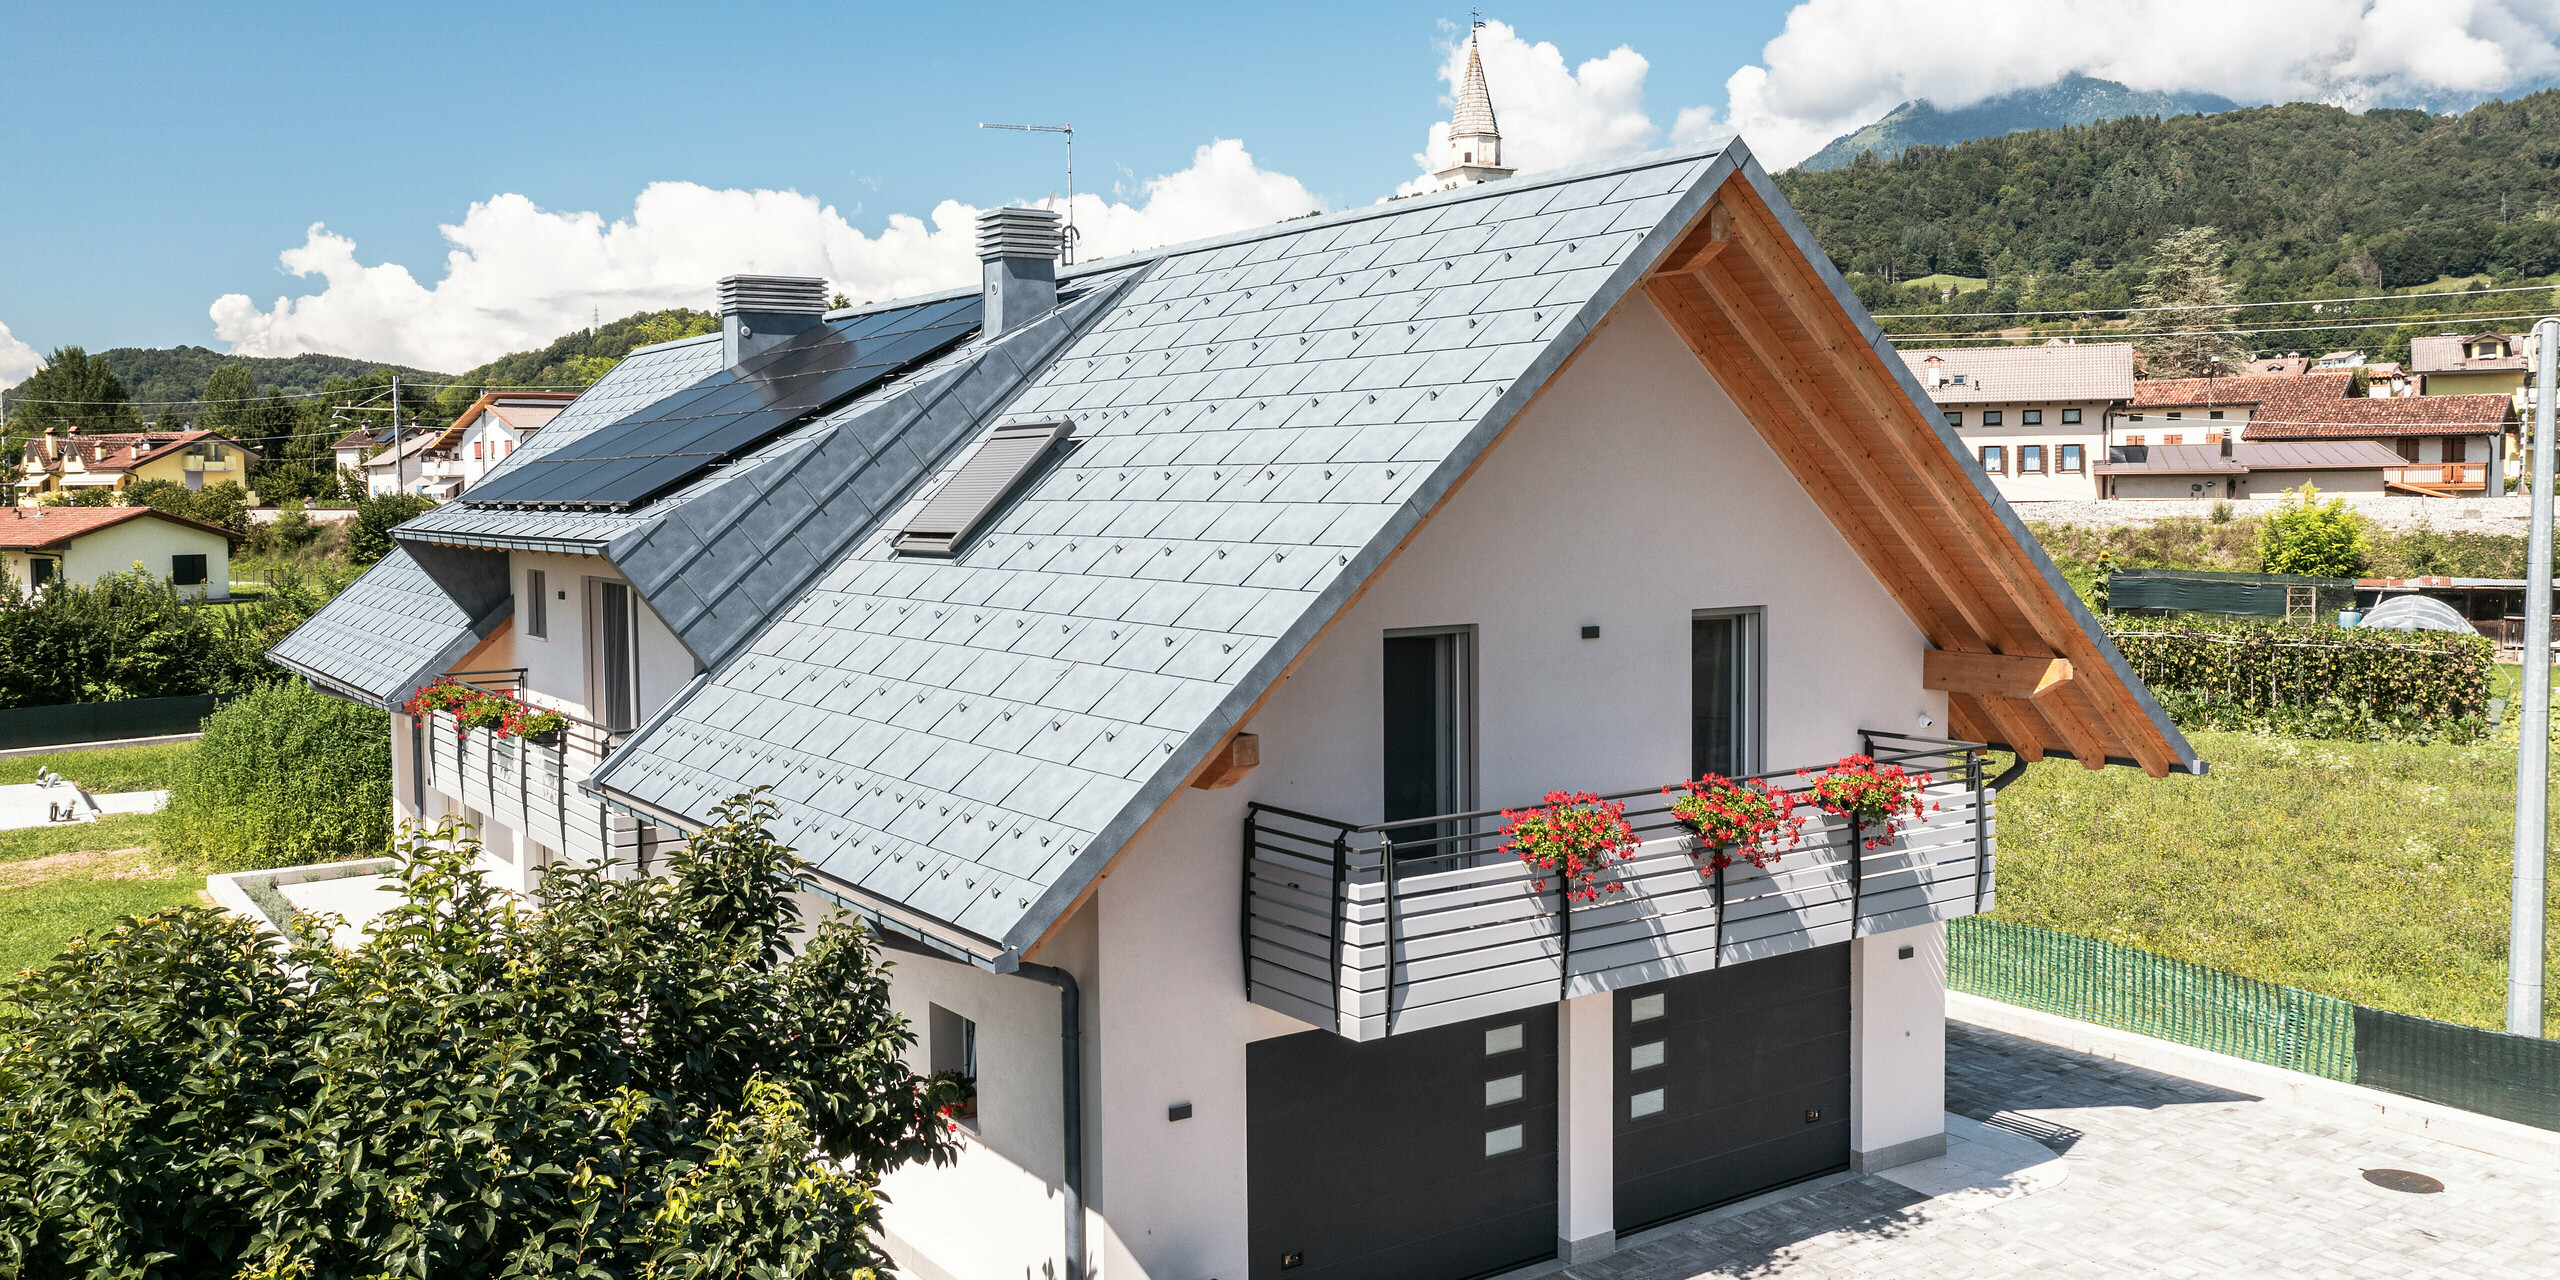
<box><xmin>979</xmin><ymin>121</ymin><xmax>1078</xmax><ymax>263</ymax></box>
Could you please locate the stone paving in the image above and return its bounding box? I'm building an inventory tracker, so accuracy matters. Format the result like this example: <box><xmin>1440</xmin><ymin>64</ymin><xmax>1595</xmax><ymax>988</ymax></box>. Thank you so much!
<box><xmin>1564</xmin><ymin>1020</ymin><xmax>2560</xmax><ymax>1280</ymax></box>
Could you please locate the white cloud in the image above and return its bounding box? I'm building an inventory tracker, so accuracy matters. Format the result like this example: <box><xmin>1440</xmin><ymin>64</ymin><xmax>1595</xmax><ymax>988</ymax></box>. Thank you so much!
<box><xmin>0</xmin><ymin>321</ymin><xmax>37</xmax><ymax>390</ymax></box>
<box><xmin>1398</xmin><ymin>21</ymin><xmax>1674</xmax><ymax>195</ymax></box>
<box><xmin>1724</xmin><ymin>0</ymin><xmax>2560</xmax><ymax>168</ymax></box>
<box><xmin>210</xmin><ymin>139</ymin><xmax>1321</xmax><ymax>371</ymax></box>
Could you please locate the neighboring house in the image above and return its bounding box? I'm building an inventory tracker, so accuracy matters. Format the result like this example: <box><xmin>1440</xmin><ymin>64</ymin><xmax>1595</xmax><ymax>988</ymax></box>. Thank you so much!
<box><xmin>2128</xmin><ymin>374</ymin><xmax>2516</xmax><ymax>496</ymax></box>
<box><xmin>17</xmin><ymin>429</ymin><xmax>260</xmax><ymax>503</ymax></box>
<box><xmin>2098</xmin><ymin>438</ymin><xmax>2406</xmax><ymax>500</ymax></box>
<box><xmin>0</xmin><ymin>505</ymin><xmax>240</xmax><ymax>599</ymax></box>
<box><xmin>2409</xmin><ymin>331</ymin><xmax>2530</xmax><ymax>404</ymax></box>
<box><xmin>270</xmin><ymin>145</ymin><xmax>2199</xmax><ymax>1280</ymax></box>
<box><xmin>2312</xmin><ymin>350</ymin><xmax>2367</xmax><ymax>371</ymax></box>
<box><xmin>329</xmin><ymin>424</ymin><xmax>395</xmax><ymax>473</ymax></box>
<box><xmin>2247</xmin><ymin>355</ymin><xmax>2310</xmax><ymax>376</ymax></box>
<box><xmin>361</xmin><ymin>391</ymin><xmax>577</xmax><ymax>498</ymax></box>
<box><xmin>1899</xmin><ymin>342</ymin><xmax>2133</xmax><ymax>501</ymax></box>
<box><xmin>2361</xmin><ymin>361</ymin><xmax>2411</xmax><ymax>397</ymax></box>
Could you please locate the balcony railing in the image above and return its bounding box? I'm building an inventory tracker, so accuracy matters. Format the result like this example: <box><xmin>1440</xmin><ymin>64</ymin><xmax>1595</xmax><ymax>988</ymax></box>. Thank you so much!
<box><xmin>419</xmin><ymin>671</ymin><xmax>660</xmax><ymax>868</ymax></box>
<box><xmin>1244</xmin><ymin>732</ymin><xmax>1995</xmax><ymax>1042</ymax></box>
<box><xmin>2383</xmin><ymin>463</ymin><xmax>2488</xmax><ymax>492</ymax></box>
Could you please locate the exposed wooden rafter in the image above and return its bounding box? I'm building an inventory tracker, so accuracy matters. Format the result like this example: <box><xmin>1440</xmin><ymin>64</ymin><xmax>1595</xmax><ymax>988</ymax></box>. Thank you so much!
<box><xmin>1645</xmin><ymin>178</ymin><xmax>2183</xmax><ymax>777</ymax></box>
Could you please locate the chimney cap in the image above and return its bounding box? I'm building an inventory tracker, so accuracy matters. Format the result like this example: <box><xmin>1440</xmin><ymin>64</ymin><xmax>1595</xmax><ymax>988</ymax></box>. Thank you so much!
<box><xmin>716</xmin><ymin>275</ymin><xmax>828</xmax><ymax>318</ymax></box>
<box><xmin>977</xmin><ymin>206</ymin><xmax>1062</xmax><ymax>263</ymax></box>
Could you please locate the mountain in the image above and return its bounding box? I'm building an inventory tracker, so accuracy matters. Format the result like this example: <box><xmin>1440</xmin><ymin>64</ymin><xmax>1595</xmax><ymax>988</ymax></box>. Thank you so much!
<box><xmin>1798</xmin><ymin>74</ymin><xmax>2237</xmax><ymax>171</ymax></box>
<box><xmin>96</xmin><ymin>346</ymin><xmax>449</xmax><ymax>406</ymax></box>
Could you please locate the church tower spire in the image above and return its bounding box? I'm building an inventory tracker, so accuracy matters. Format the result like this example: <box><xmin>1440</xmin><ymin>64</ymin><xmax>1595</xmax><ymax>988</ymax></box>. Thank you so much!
<box><xmin>1428</xmin><ymin>23</ymin><xmax>1515</xmax><ymax>192</ymax></box>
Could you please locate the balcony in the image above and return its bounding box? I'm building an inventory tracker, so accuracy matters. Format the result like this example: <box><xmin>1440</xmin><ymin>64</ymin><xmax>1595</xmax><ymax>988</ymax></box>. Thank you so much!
<box><xmin>419</xmin><ymin>672</ymin><xmax>659</xmax><ymax>867</ymax></box>
<box><xmin>1244</xmin><ymin>733</ymin><xmax>1995</xmax><ymax>1041</ymax></box>
<box><xmin>2384</xmin><ymin>463</ymin><xmax>2488</xmax><ymax>494</ymax></box>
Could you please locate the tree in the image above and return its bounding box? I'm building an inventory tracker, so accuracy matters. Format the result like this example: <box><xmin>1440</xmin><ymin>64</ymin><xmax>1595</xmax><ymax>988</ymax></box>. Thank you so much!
<box><xmin>2134</xmin><ymin>227</ymin><xmax>2245</xmax><ymax>376</ymax></box>
<box><xmin>346</xmin><ymin>492</ymin><xmax>435</xmax><ymax>564</ymax></box>
<box><xmin>7</xmin><ymin>347</ymin><xmax>142</xmax><ymax>436</ymax></box>
<box><xmin>0</xmin><ymin>795</ymin><xmax>962</xmax><ymax>1278</ymax></box>
<box><xmin>189</xmin><ymin>480</ymin><xmax>252</xmax><ymax>532</ymax></box>
<box><xmin>122</xmin><ymin>476</ymin><xmax>194</xmax><ymax>516</ymax></box>
<box><xmin>2257</xmin><ymin>482</ymin><xmax>2367</xmax><ymax>579</ymax></box>
<box><xmin>38</xmin><ymin>486</ymin><xmax>116</xmax><ymax>507</ymax></box>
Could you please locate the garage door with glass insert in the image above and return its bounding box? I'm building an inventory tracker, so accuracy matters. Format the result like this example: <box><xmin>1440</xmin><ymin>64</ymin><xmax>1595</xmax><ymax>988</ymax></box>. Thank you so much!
<box><xmin>1247</xmin><ymin>1010</ymin><xmax>1557</xmax><ymax>1280</ymax></box>
<box><xmin>1613</xmin><ymin>943</ymin><xmax>1851</xmax><ymax>1233</ymax></box>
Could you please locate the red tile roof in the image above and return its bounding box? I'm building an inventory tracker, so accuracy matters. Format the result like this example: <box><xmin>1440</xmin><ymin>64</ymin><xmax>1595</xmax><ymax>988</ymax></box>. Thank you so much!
<box><xmin>2132</xmin><ymin>373</ymin><xmax>2516</xmax><ymax>439</ymax></box>
<box><xmin>0</xmin><ymin>505</ymin><xmax>245</xmax><ymax>550</ymax></box>
<box><xmin>22</xmin><ymin>429</ymin><xmax>261</xmax><ymax>474</ymax></box>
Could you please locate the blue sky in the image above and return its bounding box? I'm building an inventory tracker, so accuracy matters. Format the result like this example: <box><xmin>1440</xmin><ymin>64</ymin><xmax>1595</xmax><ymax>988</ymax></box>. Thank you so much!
<box><xmin>5</xmin><ymin>0</ymin><xmax>2554</xmax><ymax>379</ymax></box>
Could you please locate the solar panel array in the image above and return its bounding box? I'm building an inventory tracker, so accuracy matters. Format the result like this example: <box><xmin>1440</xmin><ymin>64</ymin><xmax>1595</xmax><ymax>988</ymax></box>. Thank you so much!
<box><xmin>464</xmin><ymin>295</ymin><xmax>980</xmax><ymax>511</ymax></box>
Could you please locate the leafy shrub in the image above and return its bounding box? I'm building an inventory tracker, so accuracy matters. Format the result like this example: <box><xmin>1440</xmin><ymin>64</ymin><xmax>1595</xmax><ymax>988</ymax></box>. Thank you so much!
<box><xmin>0</xmin><ymin>568</ymin><xmax>215</xmax><ymax>706</ymax></box>
<box><xmin>345</xmin><ymin>492</ymin><xmax>436</xmax><ymax>564</ymax></box>
<box><xmin>2152</xmin><ymin>687</ymin><xmax>2487</xmax><ymax>744</ymax></box>
<box><xmin>2256</xmin><ymin>483</ymin><xmax>2367</xmax><ymax>578</ymax></box>
<box><xmin>0</xmin><ymin>796</ymin><xmax>962</xmax><ymax>1278</ymax></box>
<box><xmin>157</xmin><ymin>682</ymin><xmax>393</xmax><ymax>870</ymax></box>
<box><xmin>2110</xmin><ymin>615</ymin><xmax>2491</xmax><ymax>733</ymax></box>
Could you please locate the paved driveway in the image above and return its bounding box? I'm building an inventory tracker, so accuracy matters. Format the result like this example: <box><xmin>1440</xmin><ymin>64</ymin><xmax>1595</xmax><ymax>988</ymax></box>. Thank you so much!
<box><xmin>1566</xmin><ymin>1021</ymin><xmax>2560</xmax><ymax>1279</ymax></box>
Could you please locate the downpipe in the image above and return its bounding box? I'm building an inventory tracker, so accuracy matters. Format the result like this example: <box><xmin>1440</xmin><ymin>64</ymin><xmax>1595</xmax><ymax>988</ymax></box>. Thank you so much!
<box><xmin>1014</xmin><ymin>962</ymin><xmax>1086</xmax><ymax>1280</ymax></box>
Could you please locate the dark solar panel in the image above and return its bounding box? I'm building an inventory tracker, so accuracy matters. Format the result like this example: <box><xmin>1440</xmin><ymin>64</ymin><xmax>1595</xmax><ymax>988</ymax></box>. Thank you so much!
<box><xmin>463</xmin><ymin>295</ymin><xmax>980</xmax><ymax>510</ymax></box>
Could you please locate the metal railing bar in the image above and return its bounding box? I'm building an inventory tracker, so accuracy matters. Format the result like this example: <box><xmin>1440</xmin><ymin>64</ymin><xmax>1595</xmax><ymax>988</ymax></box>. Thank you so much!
<box><xmin>1243</xmin><ymin>800</ymin><xmax>1364</xmax><ymax>830</ymax></box>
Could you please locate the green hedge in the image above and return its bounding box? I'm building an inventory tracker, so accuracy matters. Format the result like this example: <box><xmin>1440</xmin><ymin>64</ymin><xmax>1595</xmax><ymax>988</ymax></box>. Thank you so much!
<box><xmin>157</xmin><ymin>682</ymin><xmax>392</xmax><ymax>871</ymax></box>
<box><xmin>2107</xmin><ymin>616</ymin><xmax>2491</xmax><ymax>723</ymax></box>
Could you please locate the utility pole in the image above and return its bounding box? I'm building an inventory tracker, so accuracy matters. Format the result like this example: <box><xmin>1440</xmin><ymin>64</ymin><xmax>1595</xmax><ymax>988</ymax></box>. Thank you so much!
<box><xmin>2512</xmin><ymin>314</ymin><xmax>2557</xmax><ymax>1038</ymax></box>
<box><xmin>391</xmin><ymin>375</ymin><xmax>404</xmax><ymax>498</ymax></box>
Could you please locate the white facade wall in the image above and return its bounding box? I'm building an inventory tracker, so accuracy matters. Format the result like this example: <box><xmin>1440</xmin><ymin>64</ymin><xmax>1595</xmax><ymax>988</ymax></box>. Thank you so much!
<box><xmin>1942</xmin><ymin>399</ymin><xmax>2109</xmax><ymax>502</ymax></box>
<box><xmin>2238</xmin><ymin>469</ymin><xmax>2390</xmax><ymax>499</ymax></box>
<box><xmin>884</xmin><ymin>299</ymin><xmax>1951</xmax><ymax>1279</ymax></box>
<box><xmin>55</xmin><ymin>518</ymin><xmax>233</xmax><ymax>599</ymax></box>
<box><xmin>2111</xmin><ymin>472</ymin><xmax>2238</xmax><ymax>501</ymax></box>
<box><xmin>1848</xmin><ymin>921</ymin><xmax>1947</xmax><ymax>1170</ymax></box>
<box><xmin>477</xmin><ymin>550</ymin><xmax>700</xmax><ymax>726</ymax></box>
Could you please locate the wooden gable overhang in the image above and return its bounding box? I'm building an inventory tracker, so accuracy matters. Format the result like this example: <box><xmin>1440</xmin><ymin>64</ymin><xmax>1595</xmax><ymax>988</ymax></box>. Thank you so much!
<box><xmin>1641</xmin><ymin>166</ymin><xmax>2201</xmax><ymax>778</ymax></box>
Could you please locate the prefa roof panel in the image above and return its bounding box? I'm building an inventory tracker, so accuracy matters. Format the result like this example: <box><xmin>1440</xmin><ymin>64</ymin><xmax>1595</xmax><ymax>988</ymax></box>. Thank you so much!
<box><xmin>588</xmin><ymin>148</ymin><xmax>1723</xmax><ymax>963</ymax></box>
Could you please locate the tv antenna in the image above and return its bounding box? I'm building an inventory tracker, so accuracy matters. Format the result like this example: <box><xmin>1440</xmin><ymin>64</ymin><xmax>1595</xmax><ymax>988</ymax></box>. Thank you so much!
<box><xmin>979</xmin><ymin>121</ymin><xmax>1078</xmax><ymax>263</ymax></box>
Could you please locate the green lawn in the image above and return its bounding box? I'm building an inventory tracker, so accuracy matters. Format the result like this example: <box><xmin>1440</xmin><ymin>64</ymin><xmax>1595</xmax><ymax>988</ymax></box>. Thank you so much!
<box><xmin>0</xmin><ymin>854</ymin><xmax>203</xmax><ymax>977</ymax></box>
<box><xmin>0</xmin><ymin>741</ymin><xmax>194</xmax><ymax>794</ymax></box>
<box><xmin>1991</xmin><ymin>727</ymin><xmax>2558</xmax><ymax>1034</ymax></box>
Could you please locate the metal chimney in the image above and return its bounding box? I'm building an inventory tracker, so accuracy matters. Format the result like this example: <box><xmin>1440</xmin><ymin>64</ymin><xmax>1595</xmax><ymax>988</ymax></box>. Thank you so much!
<box><xmin>716</xmin><ymin>275</ymin><xmax>828</xmax><ymax>367</ymax></box>
<box><xmin>976</xmin><ymin>207</ymin><xmax>1062</xmax><ymax>338</ymax></box>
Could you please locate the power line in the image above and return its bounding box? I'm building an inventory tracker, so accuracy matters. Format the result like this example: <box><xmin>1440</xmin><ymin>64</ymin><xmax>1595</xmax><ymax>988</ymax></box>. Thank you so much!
<box><xmin>1892</xmin><ymin>308</ymin><xmax>2557</xmax><ymax>344</ymax></box>
<box><xmin>4</xmin><ymin>380</ymin><xmax>584</xmax><ymax>408</ymax></box>
<box><xmin>1872</xmin><ymin>280</ymin><xmax>2560</xmax><ymax>320</ymax></box>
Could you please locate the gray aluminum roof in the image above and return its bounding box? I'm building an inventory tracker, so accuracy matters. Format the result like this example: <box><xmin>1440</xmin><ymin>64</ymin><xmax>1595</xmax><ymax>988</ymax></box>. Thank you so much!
<box><xmin>267</xmin><ymin>545</ymin><xmax>508</xmax><ymax>704</ymax></box>
<box><xmin>589</xmin><ymin>145</ymin><xmax>1728</xmax><ymax>962</ymax></box>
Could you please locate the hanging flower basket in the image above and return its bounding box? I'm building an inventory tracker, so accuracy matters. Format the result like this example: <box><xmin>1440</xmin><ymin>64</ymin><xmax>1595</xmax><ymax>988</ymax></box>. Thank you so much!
<box><xmin>1664</xmin><ymin>774</ymin><xmax>1805</xmax><ymax>871</ymax></box>
<box><xmin>1499</xmin><ymin>790</ymin><xmax>1638</xmax><ymax>903</ymax></box>
<box><xmin>1802</xmin><ymin>754</ymin><xmax>1940</xmax><ymax>849</ymax></box>
<box><xmin>402</xmin><ymin>679</ymin><xmax>570</xmax><ymax>746</ymax></box>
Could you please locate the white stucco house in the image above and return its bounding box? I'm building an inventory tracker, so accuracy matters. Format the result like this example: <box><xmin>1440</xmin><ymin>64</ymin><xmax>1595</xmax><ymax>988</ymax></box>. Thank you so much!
<box><xmin>357</xmin><ymin>391</ymin><xmax>577</xmax><ymax>498</ymax></box>
<box><xmin>270</xmin><ymin>140</ymin><xmax>2199</xmax><ymax>1280</ymax></box>
<box><xmin>0</xmin><ymin>505</ymin><xmax>240</xmax><ymax>599</ymax></box>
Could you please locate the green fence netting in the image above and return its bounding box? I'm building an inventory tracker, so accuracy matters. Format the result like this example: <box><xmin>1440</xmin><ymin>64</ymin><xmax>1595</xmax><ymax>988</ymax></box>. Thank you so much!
<box><xmin>1947</xmin><ymin>916</ymin><xmax>2357</xmax><ymax>1081</ymax></box>
<box><xmin>2354</xmin><ymin>1005</ymin><xmax>2560</xmax><ymax>1132</ymax></box>
<box><xmin>2107</xmin><ymin>569</ymin><xmax>2357</xmax><ymax>619</ymax></box>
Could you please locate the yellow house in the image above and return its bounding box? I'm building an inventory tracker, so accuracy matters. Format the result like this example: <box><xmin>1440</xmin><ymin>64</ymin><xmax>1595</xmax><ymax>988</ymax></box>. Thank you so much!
<box><xmin>0</xmin><ymin>506</ymin><xmax>241</xmax><ymax>600</ymax></box>
<box><xmin>16</xmin><ymin>429</ymin><xmax>261</xmax><ymax>504</ymax></box>
<box><xmin>2410</xmin><ymin>332</ymin><xmax>2530</xmax><ymax>403</ymax></box>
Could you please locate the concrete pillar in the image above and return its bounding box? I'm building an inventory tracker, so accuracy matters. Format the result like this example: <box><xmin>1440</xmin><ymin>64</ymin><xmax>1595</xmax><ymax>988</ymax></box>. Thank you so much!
<box><xmin>1556</xmin><ymin>991</ymin><xmax>1615</xmax><ymax>1262</ymax></box>
<box><xmin>1849</xmin><ymin>920</ymin><xmax>1948</xmax><ymax>1172</ymax></box>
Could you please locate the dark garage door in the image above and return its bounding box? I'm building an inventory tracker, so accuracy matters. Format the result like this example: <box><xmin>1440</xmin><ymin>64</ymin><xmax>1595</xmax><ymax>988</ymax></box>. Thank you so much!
<box><xmin>1248</xmin><ymin>1009</ymin><xmax>1557</xmax><ymax>1280</ymax></box>
<box><xmin>1614</xmin><ymin>943</ymin><xmax>1851</xmax><ymax>1233</ymax></box>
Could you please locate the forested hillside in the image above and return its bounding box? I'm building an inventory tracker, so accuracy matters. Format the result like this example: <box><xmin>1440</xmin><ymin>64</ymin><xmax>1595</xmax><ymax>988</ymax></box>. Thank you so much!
<box><xmin>1776</xmin><ymin>92</ymin><xmax>2560</xmax><ymax>355</ymax></box>
<box><xmin>98</xmin><ymin>347</ymin><xmax>447</xmax><ymax>406</ymax></box>
<box><xmin>1798</xmin><ymin>74</ymin><xmax>2235</xmax><ymax>172</ymax></box>
<box><xmin>445</xmin><ymin>308</ymin><xmax>718</xmax><ymax>397</ymax></box>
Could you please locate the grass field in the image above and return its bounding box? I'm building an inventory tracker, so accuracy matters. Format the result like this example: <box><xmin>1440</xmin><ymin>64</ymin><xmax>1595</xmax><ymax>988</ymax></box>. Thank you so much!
<box><xmin>0</xmin><ymin>740</ymin><xmax>194</xmax><ymax>793</ymax></box>
<box><xmin>0</xmin><ymin>744</ymin><xmax>201</xmax><ymax>977</ymax></box>
<box><xmin>1990</xmin><ymin>727</ymin><xmax>2558</xmax><ymax>1034</ymax></box>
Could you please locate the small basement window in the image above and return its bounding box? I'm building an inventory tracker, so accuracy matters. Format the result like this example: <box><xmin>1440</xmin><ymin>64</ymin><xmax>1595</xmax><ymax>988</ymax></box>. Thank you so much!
<box><xmin>171</xmin><ymin>553</ymin><xmax>208</xmax><ymax>586</ymax></box>
<box><xmin>893</xmin><ymin>421</ymin><xmax>1071</xmax><ymax>556</ymax></box>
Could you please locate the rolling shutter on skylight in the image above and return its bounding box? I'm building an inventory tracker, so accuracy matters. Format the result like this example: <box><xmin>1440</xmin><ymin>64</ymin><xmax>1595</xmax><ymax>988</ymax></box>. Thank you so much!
<box><xmin>893</xmin><ymin>421</ymin><xmax>1071</xmax><ymax>556</ymax></box>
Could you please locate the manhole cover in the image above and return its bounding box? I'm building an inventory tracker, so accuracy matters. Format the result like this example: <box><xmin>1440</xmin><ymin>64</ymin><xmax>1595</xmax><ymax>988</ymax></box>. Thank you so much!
<box><xmin>2363</xmin><ymin>1168</ymin><xmax>2444</xmax><ymax>1194</ymax></box>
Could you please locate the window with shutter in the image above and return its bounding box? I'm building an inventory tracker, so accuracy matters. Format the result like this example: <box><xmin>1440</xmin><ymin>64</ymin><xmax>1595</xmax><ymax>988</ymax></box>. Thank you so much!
<box><xmin>892</xmin><ymin>421</ymin><xmax>1071</xmax><ymax>556</ymax></box>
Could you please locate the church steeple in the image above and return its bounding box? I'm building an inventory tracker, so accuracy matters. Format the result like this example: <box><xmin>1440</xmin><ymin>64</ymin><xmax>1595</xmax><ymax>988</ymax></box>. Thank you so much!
<box><xmin>1428</xmin><ymin>24</ymin><xmax>1515</xmax><ymax>192</ymax></box>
